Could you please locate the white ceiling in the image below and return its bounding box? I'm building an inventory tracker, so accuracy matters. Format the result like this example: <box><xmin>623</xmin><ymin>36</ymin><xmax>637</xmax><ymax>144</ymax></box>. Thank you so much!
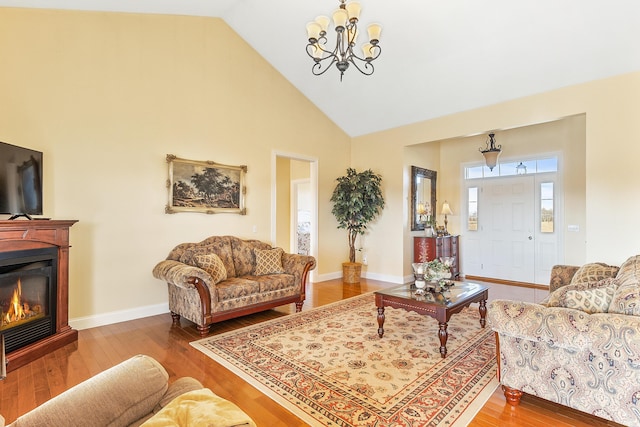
<box><xmin>2</xmin><ymin>0</ymin><xmax>640</xmax><ymax>136</ymax></box>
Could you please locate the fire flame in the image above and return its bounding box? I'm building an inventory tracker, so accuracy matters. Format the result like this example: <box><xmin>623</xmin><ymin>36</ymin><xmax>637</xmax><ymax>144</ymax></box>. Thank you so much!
<box><xmin>5</xmin><ymin>278</ymin><xmax>26</xmax><ymax>324</ymax></box>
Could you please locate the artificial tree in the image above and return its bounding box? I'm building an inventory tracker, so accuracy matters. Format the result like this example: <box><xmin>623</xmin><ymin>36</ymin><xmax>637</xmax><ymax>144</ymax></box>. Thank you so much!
<box><xmin>330</xmin><ymin>168</ymin><xmax>385</xmax><ymax>268</ymax></box>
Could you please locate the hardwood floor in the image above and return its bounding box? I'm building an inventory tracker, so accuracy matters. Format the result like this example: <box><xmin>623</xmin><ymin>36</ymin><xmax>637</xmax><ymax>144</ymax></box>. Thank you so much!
<box><xmin>0</xmin><ymin>278</ymin><xmax>618</xmax><ymax>426</ymax></box>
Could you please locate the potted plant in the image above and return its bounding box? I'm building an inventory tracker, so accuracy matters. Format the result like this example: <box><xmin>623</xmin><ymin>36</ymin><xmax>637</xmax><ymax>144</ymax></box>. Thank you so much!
<box><xmin>330</xmin><ymin>168</ymin><xmax>385</xmax><ymax>283</ymax></box>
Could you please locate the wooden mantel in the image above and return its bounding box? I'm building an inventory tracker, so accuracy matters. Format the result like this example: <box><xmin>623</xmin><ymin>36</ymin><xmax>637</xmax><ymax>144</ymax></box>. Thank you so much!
<box><xmin>0</xmin><ymin>219</ymin><xmax>78</xmax><ymax>372</ymax></box>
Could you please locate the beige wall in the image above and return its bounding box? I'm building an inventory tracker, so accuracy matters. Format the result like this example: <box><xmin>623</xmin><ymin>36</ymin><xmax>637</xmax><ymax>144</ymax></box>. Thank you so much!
<box><xmin>0</xmin><ymin>8</ymin><xmax>351</xmax><ymax>326</ymax></box>
<box><xmin>353</xmin><ymin>72</ymin><xmax>640</xmax><ymax>279</ymax></box>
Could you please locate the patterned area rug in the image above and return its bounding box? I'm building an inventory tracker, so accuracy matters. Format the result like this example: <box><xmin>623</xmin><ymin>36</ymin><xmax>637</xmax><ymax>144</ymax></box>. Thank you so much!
<box><xmin>191</xmin><ymin>293</ymin><xmax>498</xmax><ymax>426</ymax></box>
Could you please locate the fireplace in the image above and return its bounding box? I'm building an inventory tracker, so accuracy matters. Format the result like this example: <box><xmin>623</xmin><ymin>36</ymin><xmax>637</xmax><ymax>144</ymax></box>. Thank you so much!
<box><xmin>1</xmin><ymin>246</ymin><xmax>57</xmax><ymax>354</ymax></box>
<box><xmin>0</xmin><ymin>220</ymin><xmax>77</xmax><ymax>372</ymax></box>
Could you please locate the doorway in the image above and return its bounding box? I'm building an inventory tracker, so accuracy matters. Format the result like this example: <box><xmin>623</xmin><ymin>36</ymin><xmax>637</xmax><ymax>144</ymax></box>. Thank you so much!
<box><xmin>272</xmin><ymin>152</ymin><xmax>318</xmax><ymax>282</ymax></box>
<box><xmin>463</xmin><ymin>171</ymin><xmax>561</xmax><ymax>285</ymax></box>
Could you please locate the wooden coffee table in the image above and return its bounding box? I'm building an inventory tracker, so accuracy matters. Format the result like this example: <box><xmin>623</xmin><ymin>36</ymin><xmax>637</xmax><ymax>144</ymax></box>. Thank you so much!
<box><xmin>374</xmin><ymin>281</ymin><xmax>489</xmax><ymax>358</ymax></box>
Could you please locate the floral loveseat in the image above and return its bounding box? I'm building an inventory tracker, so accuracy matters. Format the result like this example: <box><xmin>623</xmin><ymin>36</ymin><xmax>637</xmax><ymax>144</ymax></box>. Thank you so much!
<box><xmin>488</xmin><ymin>255</ymin><xmax>640</xmax><ymax>426</ymax></box>
<box><xmin>153</xmin><ymin>236</ymin><xmax>316</xmax><ymax>336</ymax></box>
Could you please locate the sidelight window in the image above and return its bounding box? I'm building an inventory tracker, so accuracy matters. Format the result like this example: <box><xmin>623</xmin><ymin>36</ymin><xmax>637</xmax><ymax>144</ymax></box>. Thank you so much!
<box><xmin>540</xmin><ymin>182</ymin><xmax>554</xmax><ymax>233</ymax></box>
<box><xmin>467</xmin><ymin>187</ymin><xmax>478</xmax><ymax>231</ymax></box>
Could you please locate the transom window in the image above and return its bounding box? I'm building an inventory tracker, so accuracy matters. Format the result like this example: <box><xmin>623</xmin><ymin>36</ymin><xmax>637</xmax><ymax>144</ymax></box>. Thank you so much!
<box><xmin>465</xmin><ymin>157</ymin><xmax>558</xmax><ymax>179</ymax></box>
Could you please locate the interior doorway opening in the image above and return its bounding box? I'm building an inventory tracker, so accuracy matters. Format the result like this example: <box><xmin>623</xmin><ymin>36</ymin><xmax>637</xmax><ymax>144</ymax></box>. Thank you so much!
<box><xmin>272</xmin><ymin>152</ymin><xmax>318</xmax><ymax>282</ymax></box>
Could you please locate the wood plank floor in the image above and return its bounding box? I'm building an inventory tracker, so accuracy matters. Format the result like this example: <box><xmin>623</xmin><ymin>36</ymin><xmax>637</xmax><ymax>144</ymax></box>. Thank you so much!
<box><xmin>0</xmin><ymin>278</ymin><xmax>619</xmax><ymax>426</ymax></box>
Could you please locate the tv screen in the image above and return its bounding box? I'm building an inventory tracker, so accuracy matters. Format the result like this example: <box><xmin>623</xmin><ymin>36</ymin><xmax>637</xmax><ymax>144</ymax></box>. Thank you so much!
<box><xmin>0</xmin><ymin>141</ymin><xmax>43</xmax><ymax>218</ymax></box>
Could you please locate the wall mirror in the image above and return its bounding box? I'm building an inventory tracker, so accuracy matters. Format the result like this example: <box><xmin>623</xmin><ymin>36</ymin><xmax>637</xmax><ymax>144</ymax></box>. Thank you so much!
<box><xmin>410</xmin><ymin>166</ymin><xmax>437</xmax><ymax>231</ymax></box>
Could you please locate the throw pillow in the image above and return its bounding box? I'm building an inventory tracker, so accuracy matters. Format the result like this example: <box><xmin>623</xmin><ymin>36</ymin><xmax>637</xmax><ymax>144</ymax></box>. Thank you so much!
<box><xmin>570</xmin><ymin>263</ymin><xmax>620</xmax><ymax>287</ymax></box>
<box><xmin>546</xmin><ymin>277</ymin><xmax>618</xmax><ymax>308</ymax></box>
<box><xmin>193</xmin><ymin>253</ymin><xmax>227</xmax><ymax>284</ymax></box>
<box><xmin>254</xmin><ymin>247</ymin><xmax>285</xmax><ymax>275</ymax></box>
<box><xmin>562</xmin><ymin>287</ymin><xmax>615</xmax><ymax>314</ymax></box>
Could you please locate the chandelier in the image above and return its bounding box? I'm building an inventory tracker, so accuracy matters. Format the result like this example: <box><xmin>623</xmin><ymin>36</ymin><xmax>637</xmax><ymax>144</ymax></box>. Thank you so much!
<box><xmin>479</xmin><ymin>133</ymin><xmax>502</xmax><ymax>171</ymax></box>
<box><xmin>305</xmin><ymin>0</ymin><xmax>382</xmax><ymax>81</ymax></box>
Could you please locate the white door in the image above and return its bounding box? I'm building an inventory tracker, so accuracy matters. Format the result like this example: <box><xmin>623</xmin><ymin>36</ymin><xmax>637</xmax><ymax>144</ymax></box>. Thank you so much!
<box><xmin>463</xmin><ymin>173</ymin><xmax>560</xmax><ymax>284</ymax></box>
<box><xmin>481</xmin><ymin>176</ymin><xmax>535</xmax><ymax>282</ymax></box>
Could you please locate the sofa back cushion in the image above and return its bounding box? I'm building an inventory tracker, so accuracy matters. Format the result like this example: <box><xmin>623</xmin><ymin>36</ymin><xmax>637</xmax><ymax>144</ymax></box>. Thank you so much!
<box><xmin>609</xmin><ymin>280</ymin><xmax>640</xmax><ymax>315</ymax></box>
<box><xmin>615</xmin><ymin>255</ymin><xmax>640</xmax><ymax>285</ymax></box>
<box><xmin>179</xmin><ymin>236</ymin><xmax>237</xmax><ymax>278</ymax></box>
<box><xmin>231</xmin><ymin>237</ymin><xmax>272</xmax><ymax>277</ymax></box>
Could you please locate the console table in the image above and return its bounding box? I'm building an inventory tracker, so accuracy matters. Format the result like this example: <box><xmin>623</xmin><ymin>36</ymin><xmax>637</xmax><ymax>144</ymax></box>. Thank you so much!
<box><xmin>413</xmin><ymin>235</ymin><xmax>459</xmax><ymax>278</ymax></box>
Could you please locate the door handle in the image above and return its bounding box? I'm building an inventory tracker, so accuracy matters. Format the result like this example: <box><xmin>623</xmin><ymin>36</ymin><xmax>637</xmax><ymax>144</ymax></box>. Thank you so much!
<box><xmin>528</xmin><ymin>236</ymin><xmax>533</xmax><ymax>240</ymax></box>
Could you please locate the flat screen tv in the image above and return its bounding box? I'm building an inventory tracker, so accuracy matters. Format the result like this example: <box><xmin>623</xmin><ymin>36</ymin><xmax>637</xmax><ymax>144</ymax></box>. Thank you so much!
<box><xmin>0</xmin><ymin>141</ymin><xmax>43</xmax><ymax>219</ymax></box>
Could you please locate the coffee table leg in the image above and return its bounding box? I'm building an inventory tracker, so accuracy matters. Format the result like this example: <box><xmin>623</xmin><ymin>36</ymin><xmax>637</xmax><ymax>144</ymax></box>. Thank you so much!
<box><xmin>438</xmin><ymin>322</ymin><xmax>448</xmax><ymax>358</ymax></box>
<box><xmin>377</xmin><ymin>306</ymin><xmax>385</xmax><ymax>338</ymax></box>
<box><xmin>479</xmin><ymin>299</ymin><xmax>487</xmax><ymax>328</ymax></box>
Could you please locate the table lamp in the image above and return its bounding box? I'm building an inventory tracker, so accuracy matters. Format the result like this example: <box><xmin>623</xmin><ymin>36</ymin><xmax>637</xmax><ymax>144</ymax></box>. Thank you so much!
<box><xmin>441</xmin><ymin>201</ymin><xmax>453</xmax><ymax>234</ymax></box>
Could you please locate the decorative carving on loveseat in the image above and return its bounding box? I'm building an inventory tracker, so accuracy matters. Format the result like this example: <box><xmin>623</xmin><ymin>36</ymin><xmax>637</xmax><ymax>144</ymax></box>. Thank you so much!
<box><xmin>488</xmin><ymin>256</ymin><xmax>640</xmax><ymax>426</ymax></box>
<box><xmin>153</xmin><ymin>236</ymin><xmax>316</xmax><ymax>336</ymax></box>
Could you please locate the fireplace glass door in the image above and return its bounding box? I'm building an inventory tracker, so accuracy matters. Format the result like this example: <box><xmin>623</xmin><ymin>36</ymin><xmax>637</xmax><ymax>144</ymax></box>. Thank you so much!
<box><xmin>0</xmin><ymin>247</ymin><xmax>57</xmax><ymax>353</ymax></box>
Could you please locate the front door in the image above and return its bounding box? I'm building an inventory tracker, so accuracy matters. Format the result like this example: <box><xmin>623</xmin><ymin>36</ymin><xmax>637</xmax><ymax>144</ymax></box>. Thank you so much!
<box><xmin>463</xmin><ymin>173</ymin><xmax>559</xmax><ymax>284</ymax></box>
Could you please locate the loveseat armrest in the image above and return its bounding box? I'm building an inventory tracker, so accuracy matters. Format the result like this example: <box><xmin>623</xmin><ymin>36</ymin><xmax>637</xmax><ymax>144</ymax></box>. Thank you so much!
<box><xmin>488</xmin><ymin>299</ymin><xmax>592</xmax><ymax>350</ymax></box>
<box><xmin>548</xmin><ymin>264</ymin><xmax>580</xmax><ymax>293</ymax></box>
<box><xmin>153</xmin><ymin>260</ymin><xmax>214</xmax><ymax>290</ymax></box>
<box><xmin>8</xmin><ymin>355</ymin><xmax>169</xmax><ymax>427</ymax></box>
<box><xmin>281</xmin><ymin>253</ymin><xmax>316</xmax><ymax>291</ymax></box>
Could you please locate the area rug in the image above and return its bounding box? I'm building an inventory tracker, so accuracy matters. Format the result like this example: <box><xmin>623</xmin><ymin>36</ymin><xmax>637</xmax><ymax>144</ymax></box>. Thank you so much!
<box><xmin>191</xmin><ymin>293</ymin><xmax>499</xmax><ymax>426</ymax></box>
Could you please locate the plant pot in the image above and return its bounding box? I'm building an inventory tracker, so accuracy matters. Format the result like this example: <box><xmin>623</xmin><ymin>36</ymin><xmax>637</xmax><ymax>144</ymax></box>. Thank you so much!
<box><xmin>342</xmin><ymin>262</ymin><xmax>362</xmax><ymax>284</ymax></box>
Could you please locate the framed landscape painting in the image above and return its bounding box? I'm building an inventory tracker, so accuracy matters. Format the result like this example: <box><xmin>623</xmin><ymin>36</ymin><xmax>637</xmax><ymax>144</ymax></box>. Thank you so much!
<box><xmin>165</xmin><ymin>155</ymin><xmax>247</xmax><ymax>215</ymax></box>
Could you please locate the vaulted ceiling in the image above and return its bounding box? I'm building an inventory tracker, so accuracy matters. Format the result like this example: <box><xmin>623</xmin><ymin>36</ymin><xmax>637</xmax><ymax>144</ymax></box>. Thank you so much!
<box><xmin>3</xmin><ymin>0</ymin><xmax>640</xmax><ymax>136</ymax></box>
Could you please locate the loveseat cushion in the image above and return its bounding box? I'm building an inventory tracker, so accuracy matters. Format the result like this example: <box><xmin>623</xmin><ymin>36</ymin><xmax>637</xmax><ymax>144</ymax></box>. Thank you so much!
<box><xmin>254</xmin><ymin>247</ymin><xmax>285</xmax><ymax>275</ymax></box>
<box><xmin>193</xmin><ymin>253</ymin><xmax>227</xmax><ymax>284</ymax></box>
<box><xmin>180</xmin><ymin>238</ymin><xmax>237</xmax><ymax>278</ymax></box>
<box><xmin>216</xmin><ymin>278</ymin><xmax>261</xmax><ymax>301</ymax></box>
<box><xmin>231</xmin><ymin>238</ymin><xmax>272</xmax><ymax>277</ymax></box>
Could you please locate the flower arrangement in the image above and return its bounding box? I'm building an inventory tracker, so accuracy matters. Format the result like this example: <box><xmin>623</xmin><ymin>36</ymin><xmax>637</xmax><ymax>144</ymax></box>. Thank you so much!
<box><xmin>424</xmin><ymin>257</ymin><xmax>454</xmax><ymax>284</ymax></box>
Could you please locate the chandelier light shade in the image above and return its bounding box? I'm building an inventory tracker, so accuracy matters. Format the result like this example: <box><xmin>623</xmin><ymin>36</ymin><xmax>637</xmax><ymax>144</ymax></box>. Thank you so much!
<box><xmin>479</xmin><ymin>133</ymin><xmax>502</xmax><ymax>171</ymax></box>
<box><xmin>306</xmin><ymin>0</ymin><xmax>382</xmax><ymax>81</ymax></box>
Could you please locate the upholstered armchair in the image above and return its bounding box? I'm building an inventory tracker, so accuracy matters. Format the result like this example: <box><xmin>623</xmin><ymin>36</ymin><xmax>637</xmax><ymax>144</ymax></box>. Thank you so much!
<box><xmin>488</xmin><ymin>257</ymin><xmax>640</xmax><ymax>426</ymax></box>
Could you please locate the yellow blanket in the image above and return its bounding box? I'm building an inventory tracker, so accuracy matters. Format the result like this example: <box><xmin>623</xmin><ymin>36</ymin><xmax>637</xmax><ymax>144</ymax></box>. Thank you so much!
<box><xmin>141</xmin><ymin>388</ymin><xmax>256</xmax><ymax>427</ymax></box>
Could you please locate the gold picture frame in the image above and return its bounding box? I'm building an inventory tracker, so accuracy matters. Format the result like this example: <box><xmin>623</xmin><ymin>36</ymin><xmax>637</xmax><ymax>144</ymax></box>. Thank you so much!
<box><xmin>165</xmin><ymin>155</ymin><xmax>247</xmax><ymax>215</ymax></box>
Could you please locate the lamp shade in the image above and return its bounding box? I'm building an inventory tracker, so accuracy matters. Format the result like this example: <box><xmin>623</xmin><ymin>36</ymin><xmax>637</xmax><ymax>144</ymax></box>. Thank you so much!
<box><xmin>482</xmin><ymin>150</ymin><xmax>500</xmax><ymax>171</ymax></box>
<box><xmin>367</xmin><ymin>23</ymin><xmax>382</xmax><ymax>43</ymax></box>
<box><xmin>315</xmin><ymin>15</ymin><xmax>330</xmax><ymax>32</ymax></box>
<box><xmin>332</xmin><ymin>8</ymin><xmax>348</xmax><ymax>28</ymax></box>
<box><xmin>306</xmin><ymin>22</ymin><xmax>321</xmax><ymax>41</ymax></box>
<box><xmin>441</xmin><ymin>201</ymin><xmax>453</xmax><ymax>216</ymax></box>
<box><xmin>345</xmin><ymin>2</ymin><xmax>361</xmax><ymax>21</ymax></box>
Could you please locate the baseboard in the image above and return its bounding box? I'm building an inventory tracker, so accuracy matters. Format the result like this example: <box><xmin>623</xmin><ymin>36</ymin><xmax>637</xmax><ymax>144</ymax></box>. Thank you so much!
<box><xmin>69</xmin><ymin>302</ymin><xmax>169</xmax><ymax>330</ymax></box>
<box><xmin>313</xmin><ymin>271</ymin><xmax>343</xmax><ymax>282</ymax></box>
<box><xmin>362</xmin><ymin>271</ymin><xmax>405</xmax><ymax>284</ymax></box>
<box><xmin>314</xmin><ymin>270</ymin><xmax>405</xmax><ymax>284</ymax></box>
